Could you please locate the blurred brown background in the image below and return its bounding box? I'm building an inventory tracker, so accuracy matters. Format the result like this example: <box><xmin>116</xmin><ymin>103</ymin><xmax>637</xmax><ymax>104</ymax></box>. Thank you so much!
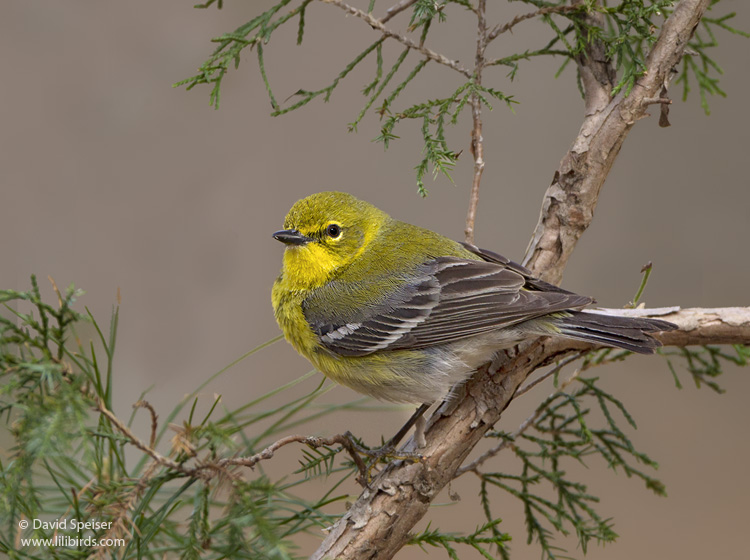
<box><xmin>1</xmin><ymin>1</ymin><xmax>748</xmax><ymax>558</ymax></box>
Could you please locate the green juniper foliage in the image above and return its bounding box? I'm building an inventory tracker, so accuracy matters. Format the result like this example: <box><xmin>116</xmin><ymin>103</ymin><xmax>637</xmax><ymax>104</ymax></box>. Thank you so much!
<box><xmin>676</xmin><ymin>5</ymin><xmax>750</xmax><ymax>114</ymax></box>
<box><xmin>662</xmin><ymin>344</ymin><xmax>749</xmax><ymax>393</ymax></box>
<box><xmin>0</xmin><ymin>278</ymin><xmax>377</xmax><ymax>559</ymax></box>
<box><xmin>479</xmin><ymin>372</ymin><xmax>660</xmax><ymax>560</ymax></box>
<box><xmin>175</xmin><ymin>0</ymin><xmax>747</xmax><ymax>194</ymax></box>
<box><xmin>470</xmin><ymin>343</ymin><xmax>747</xmax><ymax>560</ymax></box>
<box><xmin>408</xmin><ymin>520</ymin><xmax>511</xmax><ymax>560</ymax></box>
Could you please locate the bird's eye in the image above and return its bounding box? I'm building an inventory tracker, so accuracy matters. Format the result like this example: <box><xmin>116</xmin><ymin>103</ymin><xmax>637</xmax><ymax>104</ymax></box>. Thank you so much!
<box><xmin>326</xmin><ymin>223</ymin><xmax>342</xmax><ymax>239</ymax></box>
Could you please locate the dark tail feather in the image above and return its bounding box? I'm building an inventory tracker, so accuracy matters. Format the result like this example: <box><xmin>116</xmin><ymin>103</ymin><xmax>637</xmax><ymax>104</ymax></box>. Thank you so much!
<box><xmin>554</xmin><ymin>311</ymin><xmax>677</xmax><ymax>354</ymax></box>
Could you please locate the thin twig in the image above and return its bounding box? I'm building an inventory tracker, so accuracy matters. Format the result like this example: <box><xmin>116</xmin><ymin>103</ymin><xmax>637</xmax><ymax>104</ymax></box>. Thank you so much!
<box><xmin>642</xmin><ymin>97</ymin><xmax>673</xmax><ymax>105</ymax></box>
<box><xmin>320</xmin><ymin>0</ymin><xmax>471</xmax><ymax>78</ymax></box>
<box><xmin>486</xmin><ymin>48</ymin><xmax>571</xmax><ymax>68</ymax></box>
<box><xmin>210</xmin><ymin>433</ymin><xmax>367</xmax><ymax>474</ymax></box>
<box><xmin>134</xmin><ymin>400</ymin><xmax>158</xmax><ymax>448</ymax></box>
<box><xmin>100</xmin><ymin>397</ymin><xmax>374</xmax><ymax>486</ymax></box>
<box><xmin>464</xmin><ymin>0</ymin><xmax>488</xmax><ymax>244</ymax></box>
<box><xmin>487</xmin><ymin>5</ymin><xmax>580</xmax><ymax>42</ymax></box>
<box><xmin>97</xmin><ymin>399</ymin><xmax>188</xmax><ymax>474</ymax></box>
<box><xmin>48</xmin><ymin>275</ymin><xmax>63</xmax><ymax>308</ymax></box>
<box><xmin>513</xmin><ymin>352</ymin><xmax>584</xmax><ymax>398</ymax></box>
<box><xmin>380</xmin><ymin>0</ymin><xmax>418</xmax><ymax>23</ymax></box>
<box><xmin>196</xmin><ymin>431</ymin><xmax>391</xmax><ymax>486</ymax></box>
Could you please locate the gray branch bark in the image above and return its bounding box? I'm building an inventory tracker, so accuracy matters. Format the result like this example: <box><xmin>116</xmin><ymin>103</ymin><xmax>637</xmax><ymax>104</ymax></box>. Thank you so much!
<box><xmin>311</xmin><ymin>1</ymin><xmax>720</xmax><ymax>558</ymax></box>
<box><xmin>523</xmin><ymin>0</ymin><xmax>707</xmax><ymax>285</ymax></box>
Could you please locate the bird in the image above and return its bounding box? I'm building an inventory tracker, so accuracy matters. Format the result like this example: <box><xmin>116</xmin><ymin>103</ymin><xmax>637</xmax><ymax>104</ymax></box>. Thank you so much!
<box><xmin>271</xmin><ymin>191</ymin><xmax>676</xmax><ymax>406</ymax></box>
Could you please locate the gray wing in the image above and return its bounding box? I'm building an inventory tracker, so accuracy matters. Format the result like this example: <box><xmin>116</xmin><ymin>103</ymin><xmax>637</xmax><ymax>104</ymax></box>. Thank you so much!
<box><xmin>459</xmin><ymin>242</ymin><xmax>581</xmax><ymax>295</ymax></box>
<box><xmin>305</xmin><ymin>255</ymin><xmax>592</xmax><ymax>357</ymax></box>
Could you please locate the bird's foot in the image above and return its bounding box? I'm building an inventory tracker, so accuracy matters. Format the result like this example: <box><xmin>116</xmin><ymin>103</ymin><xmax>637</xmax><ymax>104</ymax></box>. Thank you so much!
<box><xmin>337</xmin><ymin>431</ymin><xmax>423</xmax><ymax>487</ymax></box>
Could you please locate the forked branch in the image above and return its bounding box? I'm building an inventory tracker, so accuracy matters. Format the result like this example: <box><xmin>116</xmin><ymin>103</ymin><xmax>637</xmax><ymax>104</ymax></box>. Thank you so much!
<box><xmin>523</xmin><ymin>0</ymin><xmax>709</xmax><ymax>284</ymax></box>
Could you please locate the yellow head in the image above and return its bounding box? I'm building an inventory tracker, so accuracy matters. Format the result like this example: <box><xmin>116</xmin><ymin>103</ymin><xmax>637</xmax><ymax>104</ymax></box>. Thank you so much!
<box><xmin>273</xmin><ymin>192</ymin><xmax>390</xmax><ymax>290</ymax></box>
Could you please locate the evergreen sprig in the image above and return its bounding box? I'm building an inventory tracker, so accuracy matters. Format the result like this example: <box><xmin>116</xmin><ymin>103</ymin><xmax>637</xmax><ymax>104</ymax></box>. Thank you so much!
<box><xmin>408</xmin><ymin>519</ymin><xmax>511</xmax><ymax>560</ymax></box>
<box><xmin>0</xmin><ymin>276</ymin><xmax>92</xmax><ymax>530</ymax></box>
<box><xmin>478</xmin><ymin>373</ymin><xmax>663</xmax><ymax>560</ymax></box>
<box><xmin>661</xmin><ymin>344</ymin><xmax>748</xmax><ymax>393</ymax></box>
<box><xmin>374</xmin><ymin>81</ymin><xmax>516</xmax><ymax>195</ymax></box>
<box><xmin>677</xmin><ymin>8</ymin><xmax>750</xmax><ymax>114</ymax></box>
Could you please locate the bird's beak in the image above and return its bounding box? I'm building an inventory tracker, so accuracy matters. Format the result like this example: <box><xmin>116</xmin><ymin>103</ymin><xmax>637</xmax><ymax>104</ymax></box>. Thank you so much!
<box><xmin>272</xmin><ymin>229</ymin><xmax>312</xmax><ymax>246</ymax></box>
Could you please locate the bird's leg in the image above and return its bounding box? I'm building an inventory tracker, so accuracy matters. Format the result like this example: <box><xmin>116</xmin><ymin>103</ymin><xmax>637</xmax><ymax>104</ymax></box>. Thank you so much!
<box><xmin>388</xmin><ymin>402</ymin><xmax>430</xmax><ymax>449</ymax></box>
<box><xmin>346</xmin><ymin>403</ymin><xmax>430</xmax><ymax>486</ymax></box>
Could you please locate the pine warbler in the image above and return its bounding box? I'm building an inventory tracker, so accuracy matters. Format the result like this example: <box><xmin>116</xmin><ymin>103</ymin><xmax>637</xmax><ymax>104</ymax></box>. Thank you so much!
<box><xmin>272</xmin><ymin>192</ymin><xmax>675</xmax><ymax>404</ymax></box>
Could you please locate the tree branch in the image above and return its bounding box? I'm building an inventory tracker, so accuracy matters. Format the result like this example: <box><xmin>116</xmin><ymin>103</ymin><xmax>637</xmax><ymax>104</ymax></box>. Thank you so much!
<box><xmin>487</xmin><ymin>5</ymin><xmax>579</xmax><ymax>42</ymax></box>
<box><xmin>454</xmin><ymin>305</ymin><xmax>750</xmax><ymax>478</ymax></box>
<box><xmin>523</xmin><ymin>0</ymin><xmax>709</xmax><ymax>284</ymax></box>
<box><xmin>465</xmin><ymin>0</ymin><xmax>488</xmax><ymax>244</ymax></box>
<box><xmin>311</xmin><ymin>1</ymin><xmax>716</xmax><ymax>558</ymax></box>
<box><xmin>456</xmin><ymin>358</ymin><xmax>586</xmax><ymax>477</ymax></box>
<box><xmin>380</xmin><ymin>0</ymin><xmax>418</xmax><ymax>24</ymax></box>
<box><xmin>591</xmin><ymin>306</ymin><xmax>750</xmax><ymax>348</ymax></box>
<box><xmin>201</xmin><ymin>432</ymin><xmax>371</xmax><ymax>481</ymax></box>
<box><xmin>102</xmin><ymin>396</ymin><xmax>376</xmax><ymax>484</ymax></box>
<box><xmin>319</xmin><ymin>0</ymin><xmax>472</xmax><ymax>78</ymax></box>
